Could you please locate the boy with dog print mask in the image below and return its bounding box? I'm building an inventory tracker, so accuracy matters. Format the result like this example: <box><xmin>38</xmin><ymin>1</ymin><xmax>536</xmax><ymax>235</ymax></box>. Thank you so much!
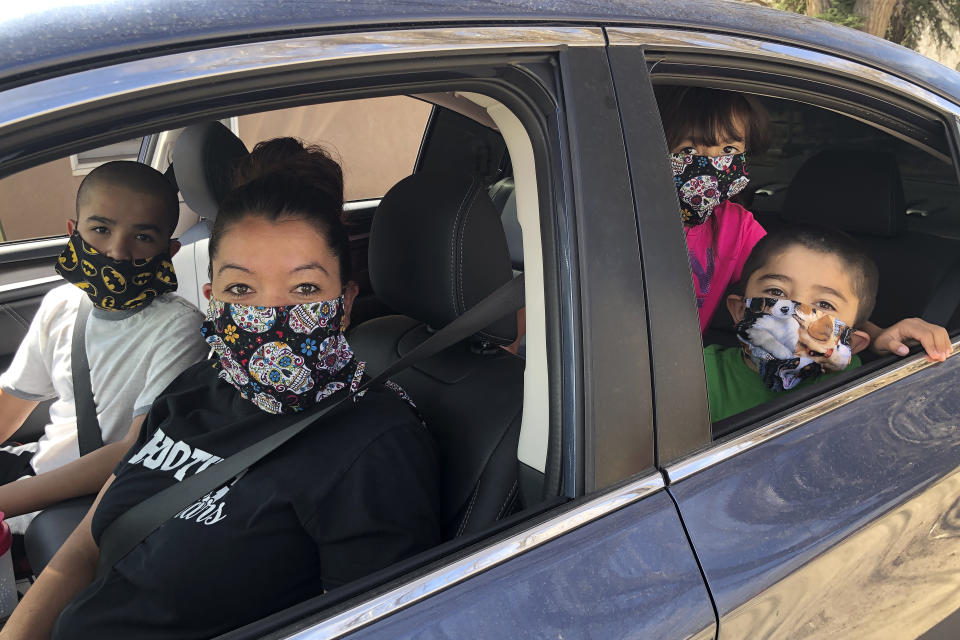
<box><xmin>704</xmin><ymin>225</ymin><xmax>875</xmax><ymax>422</ymax></box>
<box><xmin>0</xmin><ymin>161</ymin><xmax>207</xmax><ymax>530</ymax></box>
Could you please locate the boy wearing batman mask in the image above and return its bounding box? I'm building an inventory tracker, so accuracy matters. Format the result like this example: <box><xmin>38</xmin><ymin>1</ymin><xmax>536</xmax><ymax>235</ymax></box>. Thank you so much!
<box><xmin>0</xmin><ymin>161</ymin><xmax>207</xmax><ymax>527</ymax></box>
<box><xmin>705</xmin><ymin>226</ymin><xmax>878</xmax><ymax>423</ymax></box>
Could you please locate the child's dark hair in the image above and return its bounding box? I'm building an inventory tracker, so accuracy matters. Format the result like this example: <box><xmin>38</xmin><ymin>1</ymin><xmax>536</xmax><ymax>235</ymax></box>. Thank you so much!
<box><xmin>659</xmin><ymin>87</ymin><xmax>771</xmax><ymax>155</ymax></box>
<box><xmin>209</xmin><ymin>138</ymin><xmax>350</xmax><ymax>286</ymax></box>
<box><xmin>76</xmin><ymin>161</ymin><xmax>180</xmax><ymax>235</ymax></box>
<box><xmin>737</xmin><ymin>225</ymin><xmax>879</xmax><ymax>327</ymax></box>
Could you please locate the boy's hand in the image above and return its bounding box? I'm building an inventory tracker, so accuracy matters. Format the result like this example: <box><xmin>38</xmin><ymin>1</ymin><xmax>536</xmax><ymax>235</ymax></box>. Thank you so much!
<box><xmin>868</xmin><ymin>318</ymin><xmax>952</xmax><ymax>362</ymax></box>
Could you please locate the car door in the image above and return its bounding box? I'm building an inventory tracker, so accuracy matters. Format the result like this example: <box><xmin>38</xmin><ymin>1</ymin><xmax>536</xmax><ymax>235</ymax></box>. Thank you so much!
<box><xmin>0</xmin><ymin>23</ymin><xmax>715</xmax><ymax>640</ymax></box>
<box><xmin>609</xmin><ymin>27</ymin><xmax>960</xmax><ymax>639</ymax></box>
<box><xmin>322</xmin><ymin>33</ymin><xmax>715</xmax><ymax>640</ymax></box>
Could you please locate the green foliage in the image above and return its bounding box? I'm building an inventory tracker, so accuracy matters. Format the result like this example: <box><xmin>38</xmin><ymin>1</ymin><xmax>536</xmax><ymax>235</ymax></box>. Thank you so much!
<box><xmin>773</xmin><ymin>0</ymin><xmax>807</xmax><ymax>12</ymax></box>
<box><xmin>775</xmin><ymin>0</ymin><xmax>960</xmax><ymax>51</ymax></box>
<box><xmin>888</xmin><ymin>0</ymin><xmax>960</xmax><ymax>49</ymax></box>
<box><xmin>817</xmin><ymin>0</ymin><xmax>864</xmax><ymax>28</ymax></box>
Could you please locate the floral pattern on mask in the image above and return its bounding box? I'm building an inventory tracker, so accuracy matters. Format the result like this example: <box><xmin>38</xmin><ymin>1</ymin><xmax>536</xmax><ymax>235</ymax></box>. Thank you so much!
<box><xmin>736</xmin><ymin>297</ymin><xmax>853</xmax><ymax>392</ymax></box>
<box><xmin>55</xmin><ymin>230</ymin><xmax>177</xmax><ymax>311</ymax></box>
<box><xmin>202</xmin><ymin>295</ymin><xmax>417</xmax><ymax>415</ymax></box>
<box><xmin>670</xmin><ymin>152</ymin><xmax>749</xmax><ymax>226</ymax></box>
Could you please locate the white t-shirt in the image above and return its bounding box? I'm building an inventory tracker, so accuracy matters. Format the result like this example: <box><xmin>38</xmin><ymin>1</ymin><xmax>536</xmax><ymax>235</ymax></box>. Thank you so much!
<box><xmin>0</xmin><ymin>284</ymin><xmax>208</xmax><ymax>474</ymax></box>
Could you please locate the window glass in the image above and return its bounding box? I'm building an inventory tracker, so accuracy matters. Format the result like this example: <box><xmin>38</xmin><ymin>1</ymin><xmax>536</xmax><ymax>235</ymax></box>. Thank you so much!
<box><xmin>0</xmin><ymin>139</ymin><xmax>142</xmax><ymax>243</ymax></box>
<box><xmin>235</xmin><ymin>96</ymin><xmax>431</xmax><ymax>202</ymax></box>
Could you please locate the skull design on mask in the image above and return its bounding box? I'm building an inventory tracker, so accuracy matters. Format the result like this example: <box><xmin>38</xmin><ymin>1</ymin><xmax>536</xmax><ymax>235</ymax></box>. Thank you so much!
<box><xmin>680</xmin><ymin>175</ymin><xmax>721</xmax><ymax>211</ymax></box>
<box><xmin>253</xmin><ymin>392</ymin><xmax>284</xmax><ymax>414</ymax></box>
<box><xmin>710</xmin><ymin>155</ymin><xmax>733</xmax><ymax>171</ymax></box>
<box><xmin>728</xmin><ymin>175</ymin><xmax>749</xmax><ymax>197</ymax></box>
<box><xmin>231</xmin><ymin>305</ymin><xmax>277</xmax><ymax>333</ymax></box>
<box><xmin>249</xmin><ymin>341</ymin><xmax>314</xmax><ymax>394</ymax></box>
<box><xmin>206</xmin><ymin>335</ymin><xmax>250</xmax><ymax>386</ymax></box>
<box><xmin>287</xmin><ymin>298</ymin><xmax>340</xmax><ymax>334</ymax></box>
<box><xmin>315</xmin><ymin>334</ymin><xmax>354</xmax><ymax>373</ymax></box>
<box><xmin>671</xmin><ymin>153</ymin><xmax>694</xmax><ymax>176</ymax></box>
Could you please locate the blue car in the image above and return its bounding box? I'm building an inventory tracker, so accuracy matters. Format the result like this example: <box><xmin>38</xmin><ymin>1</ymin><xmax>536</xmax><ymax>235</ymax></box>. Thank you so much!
<box><xmin>0</xmin><ymin>1</ymin><xmax>958</xmax><ymax>638</ymax></box>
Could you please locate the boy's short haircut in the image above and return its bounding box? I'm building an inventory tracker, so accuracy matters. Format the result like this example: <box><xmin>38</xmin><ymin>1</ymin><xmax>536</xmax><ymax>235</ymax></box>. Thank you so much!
<box><xmin>76</xmin><ymin>161</ymin><xmax>180</xmax><ymax>235</ymax></box>
<box><xmin>737</xmin><ymin>224</ymin><xmax>879</xmax><ymax>327</ymax></box>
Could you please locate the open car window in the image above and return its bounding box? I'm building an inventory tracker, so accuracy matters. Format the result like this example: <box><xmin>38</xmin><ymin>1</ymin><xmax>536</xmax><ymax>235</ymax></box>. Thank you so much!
<box><xmin>652</xmin><ymin>83</ymin><xmax>960</xmax><ymax>439</ymax></box>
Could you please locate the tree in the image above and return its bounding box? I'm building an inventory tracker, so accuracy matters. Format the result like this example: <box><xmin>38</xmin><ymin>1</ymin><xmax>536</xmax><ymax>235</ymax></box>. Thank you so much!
<box><xmin>774</xmin><ymin>0</ymin><xmax>960</xmax><ymax>49</ymax></box>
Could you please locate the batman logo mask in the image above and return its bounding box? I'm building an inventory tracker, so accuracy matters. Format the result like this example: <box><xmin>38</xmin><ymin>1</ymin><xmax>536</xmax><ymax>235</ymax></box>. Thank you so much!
<box><xmin>55</xmin><ymin>230</ymin><xmax>178</xmax><ymax>311</ymax></box>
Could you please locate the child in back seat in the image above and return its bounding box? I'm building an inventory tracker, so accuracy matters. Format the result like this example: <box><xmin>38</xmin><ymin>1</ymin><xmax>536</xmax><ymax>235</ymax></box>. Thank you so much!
<box><xmin>0</xmin><ymin>161</ymin><xmax>208</xmax><ymax>530</ymax></box>
<box><xmin>705</xmin><ymin>225</ymin><xmax>876</xmax><ymax>422</ymax></box>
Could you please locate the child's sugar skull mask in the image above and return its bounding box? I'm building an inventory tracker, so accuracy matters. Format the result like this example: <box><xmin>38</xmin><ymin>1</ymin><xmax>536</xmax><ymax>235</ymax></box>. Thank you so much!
<box><xmin>735</xmin><ymin>296</ymin><xmax>853</xmax><ymax>392</ymax></box>
<box><xmin>670</xmin><ymin>152</ymin><xmax>749</xmax><ymax>226</ymax></box>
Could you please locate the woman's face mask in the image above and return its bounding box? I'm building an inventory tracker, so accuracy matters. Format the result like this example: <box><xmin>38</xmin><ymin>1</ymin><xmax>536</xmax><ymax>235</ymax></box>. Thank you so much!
<box><xmin>55</xmin><ymin>229</ymin><xmax>177</xmax><ymax>311</ymax></box>
<box><xmin>201</xmin><ymin>295</ymin><xmax>364</xmax><ymax>414</ymax></box>
<box><xmin>671</xmin><ymin>152</ymin><xmax>750</xmax><ymax>226</ymax></box>
<box><xmin>736</xmin><ymin>297</ymin><xmax>853</xmax><ymax>392</ymax></box>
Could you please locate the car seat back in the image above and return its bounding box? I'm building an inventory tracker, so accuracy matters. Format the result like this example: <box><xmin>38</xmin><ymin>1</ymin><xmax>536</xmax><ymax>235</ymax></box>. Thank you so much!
<box><xmin>782</xmin><ymin>148</ymin><xmax>960</xmax><ymax>329</ymax></box>
<box><xmin>350</xmin><ymin>170</ymin><xmax>525</xmax><ymax>539</ymax></box>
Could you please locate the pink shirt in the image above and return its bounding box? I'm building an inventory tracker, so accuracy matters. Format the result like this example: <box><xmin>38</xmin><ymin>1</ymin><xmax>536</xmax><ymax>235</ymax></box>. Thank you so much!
<box><xmin>685</xmin><ymin>201</ymin><xmax>767</xmax><ymax>332</ymax></box>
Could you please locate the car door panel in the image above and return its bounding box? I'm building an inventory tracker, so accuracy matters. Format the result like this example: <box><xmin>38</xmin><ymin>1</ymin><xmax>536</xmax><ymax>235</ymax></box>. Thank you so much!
<box><xmin>0</xmin><ymin>283</ymin><xmax>59</xmax><ymax>442</ymax></box>
<box><xmin>349</xmin><ymin>490</ymin><xmax>716</xmax><ymax>640</ymax></box>
<box><xmin>670</xmin><ymin>354</ymin><xmax>960</xmax><ymax>638</ymax></box>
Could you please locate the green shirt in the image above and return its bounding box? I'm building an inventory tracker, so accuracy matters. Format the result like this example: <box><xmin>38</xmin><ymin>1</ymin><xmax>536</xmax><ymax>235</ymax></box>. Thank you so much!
<box><xmin>703</xmin><ymin>344</ymin><xmax>862</xmax><ymax>423</ymax></box>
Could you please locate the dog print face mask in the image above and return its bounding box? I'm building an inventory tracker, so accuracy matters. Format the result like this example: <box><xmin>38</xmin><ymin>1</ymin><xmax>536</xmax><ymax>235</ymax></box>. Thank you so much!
<box><xmin>201</xmin><ymin>295</ymin><xmax>366</xmax><ymax>415</ymax></box>
<box><xmin>735</xmin><ymin>297</ymin><xmax>853</xmax><ymax>392</ymax></box>
<box><xmin>671</xmin><ymin>152</ymin><xmax>749</xmax><ymax>226</ymax></box>
<box><xmin>55</xmin><ymin>230</ymin><xmax>177</xmax><ymax>311</ymax></box>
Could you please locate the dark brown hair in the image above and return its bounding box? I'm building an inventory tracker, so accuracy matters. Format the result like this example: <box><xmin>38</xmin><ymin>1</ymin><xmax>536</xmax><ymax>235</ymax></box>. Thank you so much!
<box><xmin>209</xmin><ymin>138</ymin><xmax>351</xmax><ymax>286</ymax></box>
<box><xmin>737</xmin><ymin>225</ymin><xmax>879</xmax><ymax>327</ymax></box>
<box><xmin>660</xmin><ymin>87</ymin><xmax>771</xmax><ymax>154</ymax></box>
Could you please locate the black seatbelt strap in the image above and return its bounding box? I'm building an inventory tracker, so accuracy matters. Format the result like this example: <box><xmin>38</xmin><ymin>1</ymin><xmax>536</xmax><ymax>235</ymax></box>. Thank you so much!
<box><xmin>921</xmin><ymin>261</ymin><xmax>960</xmax><ymax>327</ymax></box>
<box><xmin>71</xmin><ymin>297</ymin><xmax>104</xmax><ymax>457</ymax></box>
<box><xmin>96</xmin><ymin>274</ymin><xmax>525</xmax><ymax>576</ymax></box>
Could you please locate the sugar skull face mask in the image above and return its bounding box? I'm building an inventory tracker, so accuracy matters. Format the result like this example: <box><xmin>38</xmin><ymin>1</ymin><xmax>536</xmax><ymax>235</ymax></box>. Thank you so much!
<box><xmin>735</xmin><ymin>297</ymin><xmax>853</xmax><ymax>392</ymax></box>
<box><xmin>55</xmin><ymin>230</ymin><xmax>177</xmax><ymax>311</ymax></box>
<box><xmin>671</xmin><ymin>152</ymin><xmax>750</xmax><ymax>226</ymax></box>
<box><xmin>201</xmin><ymin>295</ymin><xmax>365</xmax><ymax>414</ymax></box>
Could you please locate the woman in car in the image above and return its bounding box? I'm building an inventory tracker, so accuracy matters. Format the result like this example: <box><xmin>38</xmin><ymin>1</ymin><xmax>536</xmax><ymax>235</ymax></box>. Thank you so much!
<box><xmin>3</xmin><ymin>138</ymin><xmax>441</xmax><ymax>640</ymax></box>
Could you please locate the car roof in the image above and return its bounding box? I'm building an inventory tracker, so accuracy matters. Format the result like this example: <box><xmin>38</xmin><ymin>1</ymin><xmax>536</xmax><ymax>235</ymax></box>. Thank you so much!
<box><xmin>2</xmin><ymin>0</ymin><xmax>959</xmax><ymax>104</ymax></box>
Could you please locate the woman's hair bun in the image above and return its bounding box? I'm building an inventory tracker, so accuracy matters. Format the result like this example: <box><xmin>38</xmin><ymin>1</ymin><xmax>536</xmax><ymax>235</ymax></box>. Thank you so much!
<box><xmin>233</xmin><ymin>137</ymin><xmax>344</xmax><ymax>209</ymax></box>
<box><xmin>210</xmin><ymin>136</ymin><xmax>352</xmax><ymax>285</ymax></box>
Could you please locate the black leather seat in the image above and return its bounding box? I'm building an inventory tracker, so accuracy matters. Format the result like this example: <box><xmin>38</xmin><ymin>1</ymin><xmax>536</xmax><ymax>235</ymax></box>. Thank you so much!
<box><xmin>24</xmin><ymin>495</ymin><xmax>95</xmax><ymax>575</ymax></box>
<box><xmin>349</xmin><ymin>171</ymin><xmax>525</xmax><ymax>540</ymax></box>
<box><xmin>782</xmin><ymin>148</ymin><xmax>960</xmax><ymax>329</ymax></box>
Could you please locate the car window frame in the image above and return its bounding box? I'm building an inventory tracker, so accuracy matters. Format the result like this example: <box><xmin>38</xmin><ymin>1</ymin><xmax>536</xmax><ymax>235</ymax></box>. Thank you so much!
<box><xmin>606</xmin><ymin>26</ymin><xmax>960</xmax><ymax>475</ymax></box>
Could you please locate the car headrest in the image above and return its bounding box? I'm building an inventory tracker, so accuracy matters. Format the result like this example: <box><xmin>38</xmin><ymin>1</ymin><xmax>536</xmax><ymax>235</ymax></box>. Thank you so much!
<box><xmin>782</xmin><ymin>149</ymin><xmax>906</xmax><ymax>237</ymax></box>
<box><xmin>489</xmin><ymin>177</ymin><xmax>523</xmax><ymax>270</ymax></box>
<box><xmin>172</xmin><ymin>122</ymin><xmax>248</xmax><ymax>220</ymax></box>
<box><xmin>369</xmin><ymin>171</ymin><xmax>517</xmax><ymax>345</ymax></box>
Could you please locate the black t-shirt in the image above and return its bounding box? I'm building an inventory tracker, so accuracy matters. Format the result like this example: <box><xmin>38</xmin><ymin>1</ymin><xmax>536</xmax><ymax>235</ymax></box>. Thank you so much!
<box><xmin>54</xmin><ymin>360</ymin><xmax>440</xmax><ymax>640</ymax></box>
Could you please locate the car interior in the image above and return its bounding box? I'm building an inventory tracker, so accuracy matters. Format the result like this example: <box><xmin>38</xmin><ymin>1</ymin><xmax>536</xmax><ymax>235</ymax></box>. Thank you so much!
<box><xmin>0</xmin><ymin>90</ymin><xmax>560</xmax><ymax>620</ymax></box>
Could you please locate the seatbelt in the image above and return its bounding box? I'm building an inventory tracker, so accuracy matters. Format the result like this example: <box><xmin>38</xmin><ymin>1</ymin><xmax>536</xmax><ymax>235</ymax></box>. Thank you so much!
<box><xmin>921</xmin><ymin>261</ymin><xmax>960</xmax><ymax>327</ymax></box>
<box><xmin>96</xmin><ymin>274</ymin><xmax>525</xmax><ymax>576</ymax></box>
<box><xmin>71</xmin><ymin>298</ymin><xmax>104</xmax><ymax>457</ymax></box>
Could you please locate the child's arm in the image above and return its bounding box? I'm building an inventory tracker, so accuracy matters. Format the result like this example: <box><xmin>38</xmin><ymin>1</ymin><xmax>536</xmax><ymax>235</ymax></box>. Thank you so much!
<box><xmin>0</xmin><ymin>476</ymin><xmax>112</xmax><ymax>640</ymax></box>
<box><xmin>0</xmin><ymin>414</ymin><xmax>145</xmax><ymax>517</ymax></box>
<box><xmin>863</xmin><ymin>319</ymin><xmax>952</xmax><ymax>362</ymax></box>
<box><xmin>0</xmin><ymin>389</ymin><xmax>40</xmax><ymax>444</ymax></box>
